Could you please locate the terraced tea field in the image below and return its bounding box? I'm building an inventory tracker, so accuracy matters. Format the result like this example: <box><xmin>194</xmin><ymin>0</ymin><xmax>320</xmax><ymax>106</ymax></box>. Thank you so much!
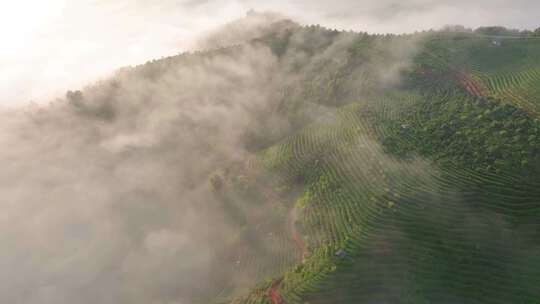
<box><xmin>211</xmin><ymin>29</ymin><xmax>540</xmax><ymax>304</ymax></box>
<box><xmin>232</xmin><ymin>83</ymin><xmax>540</xmax><ymax>303</ymax></box>
<box><xmin>422</xmin><ymin>35</ymin><xmax>540</xmax><ymax>116</ymax></box>
<box><xmin>200</xmin><ymin>199</ymin><xmax>299</xmax><ymax>303</ymax></box>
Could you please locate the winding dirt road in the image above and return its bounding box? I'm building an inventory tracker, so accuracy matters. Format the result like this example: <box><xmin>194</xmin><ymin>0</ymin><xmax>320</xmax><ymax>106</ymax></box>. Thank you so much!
<box><xmin>268</xmin><ymin>206</ymin><xmax>305</xmax><ymax>304</ymax></box>
<box><xmin>268</xmin><ymin>279</ymin><xmax>284</xmax><ymax>304</ymax></box>
<box><xmin>454</xmin><ymin>71</ymin><xmax>488</xmax><ymax>98</ymax></box>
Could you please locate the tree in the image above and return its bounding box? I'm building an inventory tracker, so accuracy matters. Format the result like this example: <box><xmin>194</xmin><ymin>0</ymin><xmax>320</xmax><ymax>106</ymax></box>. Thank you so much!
<box><xmin>534</xmin><ymin>27</ymin><xmax>540</xmax><ymax>36</ymax></box>
<box><xmin>66</xmin><ymin>90</ymin><xmax>84</xmax><ymax>107</ymax></box>
<box><xmin>441</xmin><ymin>24</ymin><xmax>472</xmax><ymax>33</ymax></box>
<box><xmin>475</xmin><ymin>26</ymin><xmax>521</xmax><ymax>36</ymax></box>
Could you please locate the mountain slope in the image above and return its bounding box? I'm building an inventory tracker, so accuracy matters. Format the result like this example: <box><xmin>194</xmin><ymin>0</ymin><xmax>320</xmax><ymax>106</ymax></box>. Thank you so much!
<box><xmin>47</xmin><ymin>16</ymin><xmax>540</xmax><ymax>304</ymax></box>
<box><xmin>218</xmin><ymin>24</ymin><xmax>540</xmax><ymax>304</ymax></box>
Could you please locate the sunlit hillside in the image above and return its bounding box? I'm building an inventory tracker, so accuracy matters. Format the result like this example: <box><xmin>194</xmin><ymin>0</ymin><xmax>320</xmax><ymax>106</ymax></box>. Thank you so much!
<box><xmin>1</xmin><ymin>11</ymin><xmax>539</xmax><ymax>304</ymax></box>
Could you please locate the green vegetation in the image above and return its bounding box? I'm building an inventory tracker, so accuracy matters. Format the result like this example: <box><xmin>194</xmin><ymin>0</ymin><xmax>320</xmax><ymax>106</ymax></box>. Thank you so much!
<box><xmin>418</xmin><ymin>33</ymin><xmax>540</xmax><ymax>115</ymax></box>
<box><xmin>474</xmin><ymin>26</ymin><xmax>532</xmax><ymax>37</ymax></box>
<box><xmin>251</xmin><ymin>92</ymin><xmax>540</xmax><ymax>303</ymax></box>
<box><xmin>226</xmin><ymin>24</ymin><xmax>540</xmax><ymax>304</ymax></box>
<box><xmin>118</xmin><ymin>20</ymin><xmax>540</xmax><ymax>304</ymax></box>
<box><xmin>382</xmin><ymin>90</ymin><xmax>540</xmax><ymax>176</ymax></box>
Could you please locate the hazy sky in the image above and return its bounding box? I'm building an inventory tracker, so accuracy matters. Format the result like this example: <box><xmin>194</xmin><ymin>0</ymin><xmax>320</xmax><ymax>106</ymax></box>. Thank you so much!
<box><xmin>1</xmin><ymin>0</ymin><xmax>539</xmax><ymax>106</ymax></box>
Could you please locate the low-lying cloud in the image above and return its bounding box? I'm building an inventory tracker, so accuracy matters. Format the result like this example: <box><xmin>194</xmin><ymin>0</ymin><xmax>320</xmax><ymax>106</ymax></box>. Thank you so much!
<box><xmin>0</xmin><ymin>41</ymin><xmax>284</xmax><ymax>304</ymax></box>
<box><xmin>0</xmin><ymin>11</ymin><xmax>426</xmax><ymax>302</ymax></box>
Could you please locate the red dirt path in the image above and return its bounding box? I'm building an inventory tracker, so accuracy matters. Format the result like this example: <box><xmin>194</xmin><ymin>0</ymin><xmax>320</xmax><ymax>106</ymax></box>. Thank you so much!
<box><xmin>268</xmin><ymin>207</ymin><xmax>306</xmax><ymax>304</ymax></box>
<box><xmin>421</xmin><ymin>50</ymin><xmax>489</xmax><ymax>98</ymax></box>
<box><xmin>454</xmin><ymin>71</ymin><xmax>489</xmax><ymax>98</ymax></box>
<box><xmin>268</xmin><ymin>279</ymin><xmax>284</xmax><ymax>304</ymax></box>
<box><xmin>289</xmin><ymin>208</ymin><xmax>306</xmax><ymax>260</ymax></box>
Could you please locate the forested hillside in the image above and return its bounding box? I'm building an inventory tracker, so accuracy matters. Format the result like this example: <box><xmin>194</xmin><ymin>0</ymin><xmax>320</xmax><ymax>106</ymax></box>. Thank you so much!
<box><xmin>51</xmin><ymin>14</ymin><xmax>540</xmax><ymax>304</ymax></box>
